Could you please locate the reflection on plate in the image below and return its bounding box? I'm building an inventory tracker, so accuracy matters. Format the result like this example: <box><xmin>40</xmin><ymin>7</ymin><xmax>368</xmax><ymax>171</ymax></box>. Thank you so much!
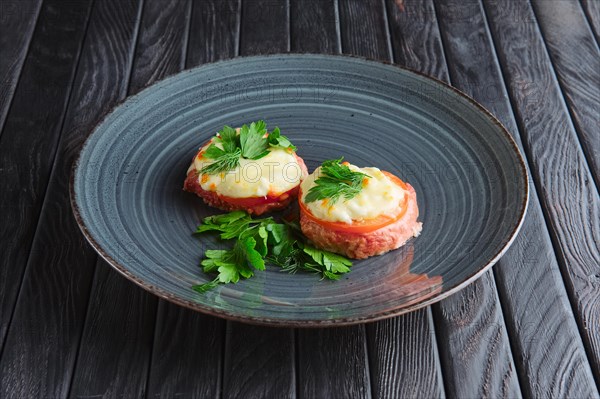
<box><xmin>71</xmin><ymin>54</ymin><xmax>528</xmax><ymax>326</ymax></box>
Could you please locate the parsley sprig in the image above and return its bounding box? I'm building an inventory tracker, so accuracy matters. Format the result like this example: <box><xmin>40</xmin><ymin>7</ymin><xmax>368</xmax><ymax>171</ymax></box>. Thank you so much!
<box><xmin>267</xmin><ymin>127</ymin><xmax>297</xmax><ymax>151</ymax></box>
<box><xmin>304</xmin><ymin>157</ymin><xmax>371</xmax><ymax>204</ymax></box>
<box><xmin>200</xmin><ymin>121</ymin><xmax>296</xmax><ymax>175</ymax></box>
<box><xmin>192</xmin><ymin>211</ymin><xmax>352</xmax><ymax>293</ymax></box>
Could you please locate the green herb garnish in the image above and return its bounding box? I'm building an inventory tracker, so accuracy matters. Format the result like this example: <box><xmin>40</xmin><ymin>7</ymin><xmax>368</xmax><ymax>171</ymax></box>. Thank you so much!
<box><xmin>214</xmin><ymin>125</ymin><xmax>239</xmax><ymax>152</ymax></box>
<box><xmin>239</xmin><ymin>120</ymin><xmax>269</xmax><ymax>159</ymax></box>
<box><xmin>304</xmin><ymin>157</ymin><xmax>371</xmax><ymax>204</ymax></box>
<box><xmin>200</xmin><ymin>121</ymin><xmax>295</xmax><ymax>175</ymax></box>
<box><xmin>199</xmin><ymin>147</ymin><xmax>241</xmax><ymax>174</ymax></box>
<box><xmin>192</xmin><ymin>211</ymin><xmax>352</xmax><ymax>292</ymax></box>
<box><xmin>267</xmin><ymin>127</ymin><xmax>297</xmax><ymax>151</ymax></box>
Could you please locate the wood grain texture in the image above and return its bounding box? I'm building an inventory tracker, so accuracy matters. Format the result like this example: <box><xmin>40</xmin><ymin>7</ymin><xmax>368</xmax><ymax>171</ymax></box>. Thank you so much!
<box><xmin>0</xmin><ymin>0</ymin><xmax>143</xmax><ymax>397</ymax></box>
<box><xmin>0</xmin><ymin>0</ymin><xmax>92</xmax><ymax>352</ymax></box>
<box><xmin>382</xmin><ymin>2</ymin><xmax>520</xmax><ymax>396</ymax></box>
<box><xmin>385</xmin><ymin>0</ymin><xmax>448</xmax><ymax>78</ymax></box>
<box><xmin>1</xmin><ymin>1</ymin><xmax>597</xmax><ymax>397</ymax></box>
<box><xmin>291</xmin><ymin>2</ymin><xmax>371</xmax><ymax>398</ymax></box>
<box><xmin>187</xmin><ymin>0</ymin><xmax>240</xmax><ymax>66</ymax></box>
<box><xmin>144</xmin><ymin>2</ymin><xmax>231</xmax><ymax>397</ymax></box>
<box><xmin>436</xmin><ymin>1</ymin><xmax>598</xmax><ymax>396</ymax></box>
<box><xmin>368</xmin><ymin>310</ymin><xmax>444</xmax><ymax>399</ymax></box>
<box><xmin>386</xmin><ymin>3</ymin><xmax>521</xmax><ymax>396</ymax></box>
<box><xmin>290</xmin><ymin>0</ymin><xmax>339</xmax><ymax>53</ymax></box>
<box><xmin>146</xmin><ymin>302</ymin><xmax>224</xmax><ymax>399</ymax></box>
<box><xmin>483</xmin><ymin>0</ymin><xmax>600</xmax><ymax>388</ymax></box>
<box><xmin>240</xmin><ymin>0</ymin><xmax>289</xmax><ymax>55</ymax></box>
<box><xmin>218</xmin><ymin>5</ymin><xmax>296</xmax><ymax>398</ymax></box>
<box><xmin>338</xmin><ymin>0</ymin><xmax>389</xmax><ymax>60</ymax></box>
<box><xmin>68</xmin><ymin>262</ymin><xmax>157</xmax><ymax>398</ymax></box>
<box><xmin>0</xmin><ymin>0</ymin><xmax>42</xmax><ymax>133</ymax></box>
<box><xmin>339</xmin><ymin>2</ymin><xmax>445</xmax><ymax>398</ymax></box>
<box><xmin>391</xmin><ymin>1</ymin><xmax>520</xmax><ymax>397</ymax></box>
<box><xmin>298</xmin><ymin>327</ymin><xmax>371</xmax><ymax>399</ymax></box>
<box><xmin>434</xmin><ymin>277</ymin><xmax>520</xmax><ymax>398</ymax></box>
<box><xmin>290</xmin><ymin>3</ymin><xmax>373</xmax><ymax>397</ymax></box>
<box><xmin>437</xmin><ymin>0</ymin><xmax>598</xmax><ymax>396</ymax></box>
<box><xmin>581</xmin><ymin>0</ymin><xmax>600</xmax><ymax>43</ymax></box>
<box><xmin>223</xmin><ymin>324</ymin><xmax>295</xmax><ymax>399</ymax></box>
<box><xmin>68</xmin><ymin>1</ymin><xmax>195</xmax><ymax>397</ymax></box>
<box><xmin>531</xmin><ymin>0</ymin><xmax>600</xmax><ymax>189</ymax></box>
<box><xmin>129</xmin><ymin>0</ymin><xmax>192</xmax><ymax>94</ymax></box>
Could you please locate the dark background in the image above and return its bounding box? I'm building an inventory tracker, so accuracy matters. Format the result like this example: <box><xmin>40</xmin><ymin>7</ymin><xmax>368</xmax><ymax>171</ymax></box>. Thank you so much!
<box><xmin>0</xmin><ymin>0</ymin><xmax>598</xmax><ymax>397</ymax></box>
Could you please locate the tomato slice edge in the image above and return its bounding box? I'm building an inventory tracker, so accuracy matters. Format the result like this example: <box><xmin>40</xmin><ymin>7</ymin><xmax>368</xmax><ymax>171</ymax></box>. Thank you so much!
<box><xmin>298</xmin><ymin>171</ymin><xmax>410</xmax><ymax>234</ymax></box>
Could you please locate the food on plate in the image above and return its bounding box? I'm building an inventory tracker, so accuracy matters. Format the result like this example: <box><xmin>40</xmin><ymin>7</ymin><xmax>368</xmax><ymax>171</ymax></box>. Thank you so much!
<box><xmin>184</xmin><ymin>121</ymin><xmax>308</xmax><ymax>215</ymax></box>
<box><xmin>298</xmin><ymin>158</ymin><xmax>422</xmax><ymax>259</ymax></box>
<box><xmin>192</xmin><ymin>211</ymin><xmax>352</xmax><ymax>293</ymax></box>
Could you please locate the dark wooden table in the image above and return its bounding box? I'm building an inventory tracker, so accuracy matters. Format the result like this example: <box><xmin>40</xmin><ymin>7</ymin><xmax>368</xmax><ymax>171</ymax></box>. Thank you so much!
<box><xmin>1</xmin><ymin>0</ymin><xmax>599</xmax><ymax>397</ymax></box>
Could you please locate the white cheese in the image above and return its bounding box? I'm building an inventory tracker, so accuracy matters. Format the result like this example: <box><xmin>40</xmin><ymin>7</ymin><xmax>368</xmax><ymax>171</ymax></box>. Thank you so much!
<box><xmin>300</xmin><ymin>164</ymin><xmax>406</xmax><ymax>223</ymax></box>
<box><xmin>190</xmin><ymin>139</ymin><xmax>303</xmax><ymax>198</ymax></box>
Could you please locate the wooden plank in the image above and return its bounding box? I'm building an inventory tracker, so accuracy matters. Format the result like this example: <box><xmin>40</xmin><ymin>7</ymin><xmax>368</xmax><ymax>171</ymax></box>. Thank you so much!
<box><xmin>384</xmin><ymin>1</ymin><xmax>519</xmax><ymax>397</ymax></box>
<box><xmin>240</xmin><ymin>0</ymin><xmax>289</xmax><ymax>55</ymax></box>
<box><xmin>0</xmin><ymin>0</ymin><xmax>92</xmax><ymax>351</ymax></box>
<box><xmin>337</xmin><ymin>1</ymin><xmax>446</xmax><ymax>398</ymax></box>
<box><xmin>483</xmin><ymin>0</ymin><xmax>600</xmax><ymax>388</ymax></box>
<box><xmin>385</xmin><ymin>0</ymin><xmax>448</xmax><ymax>78</ymax></box>
<box><xmin>187</xmin><ymin>0</ymin><xmax>240</xmax><ymax>66</ymax></box>
<box><xmin>581</xmin><ymin>0</ymin><xmax>600</xmax><ymax>43</ymax></box>
<box><xmin>289</xmin><ymin>2</ymin><xmax>373</xmax><ymax>397</ymax></box>
<box><xmin>145</xmin><ymin>1</ymin><xmax>237</xmax><ymax>397</ymax></box>
<box><xmin>338</xmin><ymin>0</ymin><xmax>389</xmax><ymax>60</ymax></box>
<box><xmin>290</xmin><ymin>0</ymin><xmax>338</xmax><ymax>54</ymax></box>
<box><xmin>223</xmin><ymin>324</ymin><xmax>295</xmax><ymax>398</ymax></box>
<box><xmin>0</xmin><ymin>0</ymin><xmax>43</xmax><ymax>133</ymax></box>
<box><xmin>298</xmin><ymin>327</ymin><xmax>371</xmax><ymax>398</ymax></box>
<box><xmin>436</xmin><ymin>1</ymin><xmax>597</xmax><ymax>396</ymax></box>
<box><xmin>217</xmin><ymin>3</ymin><xmax>296</xmax><ymax>398</ymax></box>
<box><xmin>290</xmin><ymin>0</ymin><xmax>339</xmax><ymax>53</ymax></box>
<box><xmin>67</xmin><ymin>1</ymin><xmax>195</xmax><ymax>397</ymax></box>
<box><xmin>146</xmin><ymin>301</ymin><xmax>224</xmax><ymax>398</ymax></box>
<box><xmin>384</xmin><ymin>0</ymin><xmax>515</xmax><ymax>397</ymax></box>
<box><xmin>0</xmin><ymin>0</ymin><xmax>143</xmax><ymax>397</ymax></box>
<box><xmin>369</xmin><ymin>311</ymin><xmax>445</xmax><ymax>399</ymax></box>
<box><xmin>433</xmin><ymin>279</ymin><xmax>520</xmax><ymax>398</ymax></box>
<box><xmin>67</xmin><ymin>263</ymin><xmax>157</xmax><ymax>398</ymax></box>
<box><xmin>129</xmin><ymin>0</ymin><xmax>192</xmax><ymax>93</ymax></box>
<box><xmin>531</xmin><ymin>0</ymin><xmax>600</xmax><ymax>189</ymax></box>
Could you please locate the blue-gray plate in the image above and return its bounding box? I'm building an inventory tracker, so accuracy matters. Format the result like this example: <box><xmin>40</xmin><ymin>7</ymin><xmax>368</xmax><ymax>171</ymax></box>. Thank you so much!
<box><xmin>71</xmin><ymin>54</ymin><xmax>529</xmax><ymax>327</ymax></box>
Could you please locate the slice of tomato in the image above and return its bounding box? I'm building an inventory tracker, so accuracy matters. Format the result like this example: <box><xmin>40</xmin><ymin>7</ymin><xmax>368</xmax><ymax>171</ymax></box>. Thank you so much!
<box><xmin>381</xmin><ymin>170</ymin><xmax>408</xmax><ymax>191</ymax></box>
<box><xmin>218</xmin><ymin>185</ymin><xmax>299</xmax><ymax>207</ymax></box>
<box><xmin>299</xmin><ymin>171</ymin><xmax>409</xmax><ymax>234</ymax></box>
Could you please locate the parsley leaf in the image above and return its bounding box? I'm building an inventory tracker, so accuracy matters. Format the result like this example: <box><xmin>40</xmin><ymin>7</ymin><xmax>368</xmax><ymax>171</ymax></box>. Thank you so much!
<box><xmin>267</xmin><ymin>127</ymin><xmax>297</xmax><ymax>152</ymax></box>
<box><xmin>198</xmin><ymin>121</ymin><xmax>296</xmax><ymax>175</ymax></box>
<box><xmin>195</xmin><ymin>210</ymin><xmax>269</xmax><ymax>240</ymax></box>
<box><xmin>191</xmin><ymin>234</ymin><xmax>267</xmax><ymax>292</ymax></box>
<box><xmin>239</xmin><ymin>236</ymin><xmax>266</xmax><ymax>271</ymax></box>
<box><xmin>304</xmin><ymin>157</ymin><xmax>371</xmax><ymax>204</ymax></box>
<box><xmin>192</xmin><ymin>211</ymin><xmax>353</xmax><ymax>292</ymax></box>
<box><xmin>216</xmin><ymin>125</ymin><xmax>239</xmax><ymax>152</ymax></box>
<box><xmin>200</xmin><ymin>126</ymin><xmax>241</xmax><ymax>175</ymax></box>
<box><xmin>303</xmin><ymin>245</ymin><xmax>352</xmax><ymax>275</ymax></box>
<box><xmin>268</xmin><ymin>241</ymin><xmax>351</xmax><ymax>280</ymax></box>
<box><xmin>203</xmin><ymin>144</ymin><xmax>226</xmax><ymax>159</ymax></box>
<box><xmin>240</xmin><ymin>121</ymin><xmax>269</xmax><ymax>159</ymax></box>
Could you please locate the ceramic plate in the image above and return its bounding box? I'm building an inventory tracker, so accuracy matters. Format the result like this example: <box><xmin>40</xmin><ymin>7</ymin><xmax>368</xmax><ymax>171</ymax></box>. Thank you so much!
<box><xmin>71</xmin><ymin>54</ymin><xmax>528</xmax><ymax>326</ymax></box>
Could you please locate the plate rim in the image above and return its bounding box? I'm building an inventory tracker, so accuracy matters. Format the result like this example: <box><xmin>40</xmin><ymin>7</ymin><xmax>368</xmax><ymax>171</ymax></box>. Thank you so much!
<box><xmin>69</xmin><ymin>53</ymin><xmax>530</xmax><ymax>327</ymax></box>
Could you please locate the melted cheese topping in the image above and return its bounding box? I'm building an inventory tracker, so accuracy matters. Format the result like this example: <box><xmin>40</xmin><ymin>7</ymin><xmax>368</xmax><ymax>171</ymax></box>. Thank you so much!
<box><xmin>300</xmin><ymin>164</ymin><xmax>407</xmax><ymax>223</ymax></box>
<box><xmin>188</xmin><ymin>138</ymin><xmax>303</xmax><ymax>198</ymax></box>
